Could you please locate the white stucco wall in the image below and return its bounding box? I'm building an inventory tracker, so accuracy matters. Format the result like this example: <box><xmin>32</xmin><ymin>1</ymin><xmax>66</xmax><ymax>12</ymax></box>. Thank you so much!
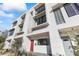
<box><xmin>57</xmin><ymin>7</ymin><xmax>79</xmax><ymax>29</ymax></box>
<box><xmin>45</xmin><ymin>3</ymin><xmax>66</xmax><ymax>56</ymax></box>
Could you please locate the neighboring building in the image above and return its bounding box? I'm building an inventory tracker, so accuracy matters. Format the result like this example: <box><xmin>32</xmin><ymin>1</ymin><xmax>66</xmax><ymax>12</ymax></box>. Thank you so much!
<box><xmin>3</xmin><ymin>3</ymin><xmax>79</xmax><ymax>56</ymax></box>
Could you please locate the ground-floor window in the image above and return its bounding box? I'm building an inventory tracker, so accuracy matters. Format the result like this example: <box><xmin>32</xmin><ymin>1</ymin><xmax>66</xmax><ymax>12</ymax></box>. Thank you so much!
<box><xmin>37</xmin><ymin>38</ymin><xmax>49</xmax><ymax>45</ymax></box>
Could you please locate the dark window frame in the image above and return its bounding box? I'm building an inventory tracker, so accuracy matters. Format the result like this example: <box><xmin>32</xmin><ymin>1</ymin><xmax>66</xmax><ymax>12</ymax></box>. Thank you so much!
<box><xmin>37</xmin><ymin>38</ymin><xmax>49</xmax><ymax>45</ymax></box>
<box><xmin>64</xmin><ymin>3</ymin><xmax>79</xmax><ymax>17</ymax></box>
<box><xmin>64</xmin><ymin>3</ymin><xmax>77</xmax><ymax>17</ymax></box>
<box><xmin>34</xmin><ymin>15</ymin><xmax>47</xmax><ymax>25</ymax></box>
<box><xmin>9</xmin><ymin>29</ymin><xmax>15</xmax><ymax>36</ymax></box>
<box><xmin>36</xmin><ymin>5</ymin><xmax>45</xmax><ymax>14</ymax></box>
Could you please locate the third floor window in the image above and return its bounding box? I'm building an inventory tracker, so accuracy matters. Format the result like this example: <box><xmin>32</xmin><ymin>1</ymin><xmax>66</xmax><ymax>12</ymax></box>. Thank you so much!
<box><xmin>36</xmin><ymin>5</ymin><xmax>45</xmax><ymax>14</ymax></box>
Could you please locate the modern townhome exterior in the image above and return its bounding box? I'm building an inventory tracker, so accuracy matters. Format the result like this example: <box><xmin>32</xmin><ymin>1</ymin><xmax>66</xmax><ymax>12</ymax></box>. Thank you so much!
<box><xmin>3</xmin><ymin>3</ymin><xmax>79</xmax><ymax>56</ymax></box>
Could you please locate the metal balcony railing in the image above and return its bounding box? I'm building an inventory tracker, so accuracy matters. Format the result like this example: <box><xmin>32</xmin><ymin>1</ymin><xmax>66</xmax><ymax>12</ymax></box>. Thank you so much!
<box><xmin>35</xmin><ymin>6</ymin><xmax>45</xmax><ymax>15</ymax></box>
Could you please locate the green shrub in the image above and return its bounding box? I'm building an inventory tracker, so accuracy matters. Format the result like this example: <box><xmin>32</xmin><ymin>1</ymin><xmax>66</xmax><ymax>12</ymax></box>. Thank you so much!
<box><xmin>75</xmin><ymin>49</ymin><xmax>79</xmax><ymax>56</ymax></box>
<box><xmin>0</xmin><ymin>43</ymin><xmax>4</xmax><ymax>50</ymax></box>
<box><xmin>0</xmin><ymin>36</ymin><xmax>6</xmax><ymax>43</ymax></box>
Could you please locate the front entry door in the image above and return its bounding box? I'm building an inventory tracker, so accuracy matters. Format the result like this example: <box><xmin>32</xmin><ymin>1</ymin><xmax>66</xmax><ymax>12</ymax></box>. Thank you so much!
<box><xmin>30</xmin><ymin>40</ymin><xmax>34</xmax><ymax>52</ymax></box>
<box><xmin>61</xmin><ymin>36</ymin><xmax>74</xmax><ymax>56</ymax></box>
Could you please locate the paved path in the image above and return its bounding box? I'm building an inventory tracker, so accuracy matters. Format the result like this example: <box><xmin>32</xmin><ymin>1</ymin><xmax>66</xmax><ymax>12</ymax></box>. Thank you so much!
<box><xmin>31</xmin><ymin>52</ymin><xmax>49</xmax><ymax>56</ymax></box>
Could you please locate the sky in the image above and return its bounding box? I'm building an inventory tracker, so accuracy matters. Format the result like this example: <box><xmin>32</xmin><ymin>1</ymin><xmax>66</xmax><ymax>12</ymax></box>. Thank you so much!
<box><xmin>0</xmin><ymin>1</ymin><xmax>36</xmax><ymax>31</ymax></box>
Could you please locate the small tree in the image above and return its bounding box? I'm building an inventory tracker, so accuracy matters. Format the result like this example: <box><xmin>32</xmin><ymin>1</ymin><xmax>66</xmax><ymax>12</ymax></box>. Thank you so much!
<box><xmin>0</xmin><ymin>36</ymin><xmax>6</xmax><ymax>49</ymax></box>
<box><xmin>0</xmin><ymin>36</ymin><xmax>6</xmax><ymax>43</ymax></box>
<box><xmin>12</xmin><ymin>39</ymin><xmax>22</xmax><ymax>56</ymax></box>
<box><xmin>67</xmin><ymin>31</ymin><xmax>79</xmax><ymax>56</ymax></box>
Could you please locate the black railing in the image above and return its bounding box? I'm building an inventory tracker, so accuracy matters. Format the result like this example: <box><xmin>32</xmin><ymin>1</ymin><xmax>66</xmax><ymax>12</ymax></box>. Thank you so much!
<box><xmin>34</xmin><ymin>15</ymin><xmax>46</xmax><ymax>25</ymax></box>
<box><xmin>36</xmin><ymin>6</ymin><xmax>45</xmax><ymax>14</ymax></box>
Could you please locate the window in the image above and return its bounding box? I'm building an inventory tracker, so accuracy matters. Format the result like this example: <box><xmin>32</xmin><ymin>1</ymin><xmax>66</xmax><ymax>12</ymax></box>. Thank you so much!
<box><xmin>42</xmin><ymin>15</ymin><xmax>46</xmax><ymax>23</ymax></box>
<box><xmin>74</xmin><ymin>3</ymin><xmax>79</xmax><ymax>13</ymax></box>
<box><xmin>13</xmin><ymin>21</ymin><xmax>17</xmax><ymax>27</ymax></box>
<box><xmin>64</xmin><ymin>3</ymin><xmax>79</xmax><ymax>17</ymax></box>
<box><xmin>37</xmin><ymin>18</ymin><xmax>40</xmax><ymax>25</ymax></box>
<box><xmin>54</xmin><ymin>8</ymin><xmax>65</xmax><ymax>25</ymax></box>
<box><xmin>21</xmin><ymin>14</ymin><xmax>26</xmax><ymax>20</ymax></box>
<box><xmin>9</xmin><ymin>29</ymin><xmax>14</xmax><ymax>36</ymax></box>
<box><xmin>64</xmin><ymin>4</ymin><xmax>77</xmax><ymax>17</ymax></box>
<box><xmin>36</xmin><ymin>5</ymin><xmax>45</xmax><ymax>14</ymax></box>
<box><xmin>34</xmin><ymin>15</ymin><xmax>47</xmax><ymax>25</ymax></box>
<box><xmin>37</xmin><ymin>39</ymin><xmax>49</xmax><ymax>45</ymax></box>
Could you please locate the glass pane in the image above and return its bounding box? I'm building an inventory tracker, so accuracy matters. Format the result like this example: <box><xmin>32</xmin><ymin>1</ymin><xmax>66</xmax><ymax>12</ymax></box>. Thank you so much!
<box><xmin>54</xmin><ymin>8</ymin><xmax>65</xmax><ymax>24</ymax></box>
<box><xmin>64</xmin><ymin>4</ymin><xmax>76</xmax><ymax>17</ymax></box>
<box><xmin>37</xmin><ymin>39</ymin><xmax>49</xmax><ymax>45</ymax></box>
<box><xmin>73</xmin><ymin>3</ymin><xmax>79</xmax><ymax>14</ymax></box>
<box><xmin>42</xmin><ymin>15</ymin><xmax>46</xmax><ymax>23</ymax></box>
<box><xmin>37</xmin><ymin>18</ymin><xmax>40</xmax><ymax>25</ymax></box>
<box><xmin>9</xmin><ymin>30</ymin><xmax>14</xmax><ymax>36</ymax></box>
<box><xmin>54</xmin><ymin>10</ymin><xmax>59</xmax><ymax>24</ymax></box>
<box><xmin>58</xmin><ymin>9</ymin><xmax>65</xmax><ymax>24</ymax></box>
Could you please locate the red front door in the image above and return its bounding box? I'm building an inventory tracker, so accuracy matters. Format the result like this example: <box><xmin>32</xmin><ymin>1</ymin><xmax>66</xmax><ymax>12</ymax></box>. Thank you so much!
<box><xmin>30</xmin><ymin>40</ymin><xmax>34</xmax><ymax>52</ymax></box>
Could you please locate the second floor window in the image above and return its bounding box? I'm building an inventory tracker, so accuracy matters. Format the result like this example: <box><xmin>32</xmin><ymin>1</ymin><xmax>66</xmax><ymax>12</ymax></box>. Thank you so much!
<box><xmin>54</xmin><ymin>8</ymin><xmax>65</xmax><ymax>25</ymax></box>
<box><xmin>37</xmin><ymin>39</ymin><xmax>49</xmax><ymax>45</ymax></box>
<box><xmin>34</xmin><ymin>15</ymin><xmax>46</xmax><ymax>25</ymax></box>
<box><xmin>64</xmin><ymin>3</ymin><xmax>79</xmax><ymax>17</ymax></box>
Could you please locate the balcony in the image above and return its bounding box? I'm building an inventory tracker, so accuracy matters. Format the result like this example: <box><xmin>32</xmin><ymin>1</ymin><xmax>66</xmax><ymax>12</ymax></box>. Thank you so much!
<box><xmin>19</xmin><ymin>19</ymin><xmax>24</xmax><ymax>31</ymax></box>
<box><xmin>32</xmin><ymin>22</ymin><xmax>49</xmax><ymax>31</ymax></box>
<box><xmin>9</xmin><ymin>29</ymin><xmax>15</xmax><ymax>36</ymax></box>
<box><xmin>15</xmin><ymin>21</ymin><xmax>24</xmax><ymax>36</ymax></box>
<box><xmin>34</xmin><ymin>4</ymin><xmax>45</xmax><ymax>16</ymax></box>
<box><xmin>35</xmin><ymin>6</ymin><xmax>45</xmax><ymax>15</ymax></box>
<box><xmin>16</xmin><ymin>31</ymin><xmax>24</xmax><ymax>36</ymax></box>
<box><xmin>9</xmin><ymin>32</ymin><xmax>14</xmax><ymax>36</ymax></box>
<box><xmin>34</xmin><ymin>10</ymin><xmax>46</xmax><ymax>19</ymax></box>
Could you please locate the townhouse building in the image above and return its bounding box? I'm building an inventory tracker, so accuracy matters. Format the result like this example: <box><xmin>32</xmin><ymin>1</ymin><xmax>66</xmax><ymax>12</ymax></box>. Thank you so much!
<box><xmin>3</xmin><ymin>3</ymin><xmax>79</xmax><ymax>56</ymax></box>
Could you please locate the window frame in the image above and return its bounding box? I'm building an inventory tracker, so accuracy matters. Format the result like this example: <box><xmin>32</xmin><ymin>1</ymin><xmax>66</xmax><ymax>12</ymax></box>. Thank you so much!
<box><xmin>34</xmin><ymin>15</ymin><xmax>46</xmax><ymax>25</ymax></box>
<box><xmin>53</xmin><ymin>8</ymin><xmax>65</xmax><ymax>25</ymax></box>
<box><xmin>37</xmin><ymin>38</ymin><xmax>49</xmax><ymax>45</ymax></box>
<box><xmin>64</xmin><ymin>3</ymin><xmax>79</xmax><ymax>17</ymax></box>
<box><xmin>9</xmin><ymin>29</ymin><xmax>15</xmax><ymax>36</ymax></box>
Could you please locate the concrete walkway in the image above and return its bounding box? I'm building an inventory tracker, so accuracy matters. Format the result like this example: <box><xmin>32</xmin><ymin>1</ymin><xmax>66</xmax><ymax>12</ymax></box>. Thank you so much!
<box><xmin>31</xmin><ymin>52</ymin><xmax>49</xmax><ymax>56</ymax></box>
